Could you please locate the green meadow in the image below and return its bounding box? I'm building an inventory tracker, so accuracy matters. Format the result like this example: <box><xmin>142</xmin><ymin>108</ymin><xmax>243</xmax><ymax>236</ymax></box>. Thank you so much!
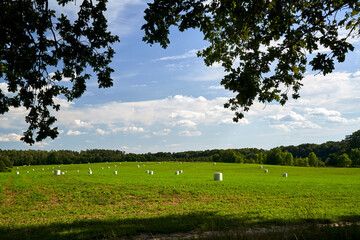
<box><xmin>1</xmin><ymin>162</ymin><xmax>360</xmax><ymax>239</ymax></box>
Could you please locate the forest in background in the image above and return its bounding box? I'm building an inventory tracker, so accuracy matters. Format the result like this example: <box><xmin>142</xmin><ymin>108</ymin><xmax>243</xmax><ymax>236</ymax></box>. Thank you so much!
<box><xmin>1</xmin><ymin>130</ymin><xmax>360</xmax><ymax>172</ymax></box>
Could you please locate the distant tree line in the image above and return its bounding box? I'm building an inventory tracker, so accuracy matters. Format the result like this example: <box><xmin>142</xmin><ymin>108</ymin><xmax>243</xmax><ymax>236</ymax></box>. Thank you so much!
<box><xmin>1</xmin><ymin>130</ymin><xmax>360</xmax><ymax>172</ymax></box>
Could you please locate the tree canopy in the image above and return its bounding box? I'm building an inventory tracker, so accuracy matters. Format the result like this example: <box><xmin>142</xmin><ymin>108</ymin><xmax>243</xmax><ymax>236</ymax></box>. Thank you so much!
<box><xmin>0</xmin><ymin>0</ymin><xmax>119</xmax><ymax>144</ymax></box>
<box><xmin>142</xmin><ymin>0</ymin><xmax>360</xmax><ymax>121</ymax></box>
<box><xmin>1</xmin><ymin>0</ymin><xmax>360</xmax><ymax>144</ymax></box>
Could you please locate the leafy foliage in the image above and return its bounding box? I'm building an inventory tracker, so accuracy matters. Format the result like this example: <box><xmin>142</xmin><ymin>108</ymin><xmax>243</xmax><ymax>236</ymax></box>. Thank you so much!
<box><xmin>0</xmin><ymin>153</ymin><xmax>12</xmax><ymax>172</ymax></box>
<box><xmin>0</xmin><ymin>0</ymin><xmax>119</xmax><ymax>144</ymax></box>
<box><xmin>142</xmin><ymin>0</ymin><xmax>360</xmax><ymax>121</ymax></box>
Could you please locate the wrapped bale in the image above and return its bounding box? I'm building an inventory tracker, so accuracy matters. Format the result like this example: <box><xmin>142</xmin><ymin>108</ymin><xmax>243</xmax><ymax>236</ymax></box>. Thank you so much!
<box><xmin>214</xmin><ymin>172</ymin><xmax>223</xmax><ymax>181</ymax></box>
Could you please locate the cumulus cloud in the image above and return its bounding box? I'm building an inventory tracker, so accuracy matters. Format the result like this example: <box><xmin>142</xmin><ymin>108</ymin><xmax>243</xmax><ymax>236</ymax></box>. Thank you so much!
<box><xmin>55</xmin><ymin>95</ymin><xmax>243</xmax><ymax>129</ymax></box>
<box><xmin>270</xmin><ymin>120</ymin><xmax>321</xmax><ymax>132</ymax></box>
<box><xmin>0</xmin><ymin>83</ymin><xmax>9</xmax><ymax>94</ymax></box>
<box><xmin>305</xmin><ymin>108</ymin><xmax>341</xmax><ymax>117</ymax></box>
<box><xmin>268</xmin><ymin>111</ymin><xmax>306</xmax><ymax>122</ymax></box>
<box><xmin>0</xmin><ymin>133</ymin><xmax>22</xmax><ymax>142</ymax></box>
<box><xmin>74</xmin><ymin>119</ymin><xmax>92</xmax><ymax>128</ymax></box>
<box><xmin>96</xmin><ymin>128</ymin><xmax>109</xmax><ymax>135</ymax></box>
<box><xmin>113</xmin><ymin>126</ymin><xmax>145</xmax><ymax>133</ymax></box>
<box><xmin>327</xmin><ymin>116</ymin><xmax>360</xmax><ymax>124</ymax></box>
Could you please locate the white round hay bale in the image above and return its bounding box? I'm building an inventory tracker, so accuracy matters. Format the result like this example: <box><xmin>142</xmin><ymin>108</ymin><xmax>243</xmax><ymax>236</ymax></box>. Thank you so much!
<box><xmin>282</xmin><ymin>173</ymin><xmax>288</xmax><ymax>177</ymax></box>
<box><xmin>32</xmin><ymin>169</ymin><xmax>35</xmax><ymax>171</ymax></box>
<box><xmin>17</xmin><ymin>167</ymin><xmax>19</xmax><ymax>169</ymax></box>
<box><xmin>214</xmin><ymin>172</ymin><xmax>223</xmax><ymax>181</ymax></box>
<box><xmin>213</xmin><ymin>162</ymin><xmax>216</xmax><ymax>165</ymax></box>
<box><xmin>88</xmin><ymin>169</ymin><xmax>92</xmax><ymax>174</ymax></box>
<box><xmin>259</xmin><ymin>165</ymin><xmax>263</xmax><ymax>169</ymax></box>
<box><xmin>101</xmin><ymin>167</ymin><xmax>104</xmax><ymax>170</ymax></box>
<box><xmin>77</xmin><ymin>170</ymin><xmax>79</xmax><ymax>172</ymax></box>
<box><xmin>264</xmin><ymin>169</ymin><xmax>268</xmax><ymax>173</ymax></box>
<box><xmin>179</xmin><ymin>170</ymin><xmax>183</xmax><ymax>173</ymax></box>
<box><xmin>175</xmin><ymin>171</ymin><xmax>179</xmax><ymax>175</ymax></box>
<box><xmin>146</xmin><ymin>170</ymin><xmax>149</xmax><ymax>174</ymax></box>
<box><xmin>143</xmin><ymin>165</ymin><xmax>145</xmax><ymax>167</ymax></box>
<box><xmin>114</xmin><ymin>171</ymin><xmax>118</xmax><ymax>175</ymax></box>
<box><xmin>108</xmin><ymin>166</ymin><xmax>110</xmax><ymax>169</ymax></box>
<box><xmin>62</xmin><ymin>172</ymin><xmax>65</xmax><ymax>175</ymax></box>
<box><xmin>16</xmin><ymin>171</ymin><xmax>19</xmax><ymax>175</ymax></box>
<box><xmin>149</xmin><ymin>171</ymin><xmax>154</xmax><ymax>175</ymax></box>
<box><xmin>27</xmin><ymin>171</ymin><xmax>29</xmax><ymax>173</ymax></box>
<box><xmin>54</xmin><ymin>170</ymin><xmax>61</xmax><ymax>175</ymax></box>
<box><xmin>137</xmin><ymin>165</ymin><xmax>140</xmax><ymax>168</ymax></box>
<box><xmin>42</xmin><ymin>168</ymin><xmax>44</xmax><ymax>171</ymax></box>
<box><xmin>115</xmin><ymin>165</ymin><xmax>117</xmax><ymax>167</ymax></box>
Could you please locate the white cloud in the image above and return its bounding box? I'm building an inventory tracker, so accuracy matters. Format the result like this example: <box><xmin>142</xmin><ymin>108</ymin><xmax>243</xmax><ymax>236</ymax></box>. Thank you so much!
<box><xmin>327</xmin><ymin>116</ymin><xmax>360</xmax><ymax>124</ymax></box>
<box><xmin>153</xmin><ymin>129</ymin><xmax>171</xmax><ymax>136</ymax></box>
<box><xmin>0</xmin><ymin>83</ymin><xmax>9</xmax><ymax>94</ymax></box>
<box><xmin>173</xmin><ymin>120</ymin><xmax>197</xmax><ymax>127</ymax></box>
<box><xmin>66</xmin><ymin>130</ymin><xmax>86</xmax><ymax>136</ymax></box>
<box><xmin>74</xmin><ymin>119</ymin><xmax>92</xmax><ymax>128</ymax></box>
<box><xmin>54</xmin><ymin>97</ymin><xmax>74</xmax><ymax>109</ymax></box>
<box><xmin>306</xmin><ymin>108</ymin><xmax>341</xmax><ymax>117</ymax></box>
<box><xmin>0</xmin><ymin>133</ymin><xmax>22</xmax><ymax>142</ymax></box>
<box><xmin>268</xmin><ymin>111</ymin><xmax>306</xmax><ymax>121</ymax></box>
<box><xmin>96</xmin><ymin>128</ymin><xmax>109</xmax><ymax>135</ymax></box>
<box><xmin>55</xmin><ymin>95</ymin><xmax>240</xmax><ymax>129</ymax></box>
<box><xmin>113</xmin><ymin>126</ymin><xmax>145</xmax><ymax>133</ymax></box>
<box><xmin>179</xmin><ymin>130</ymin><xmax>202</xmax><ymax>137</ymax></box>
<box><xmin>270</xmin><ymin>121</ymin><xmax>321</xmax><ymax>132</ymax></box>
<box><xmin>157</xmin><ymin>49</ymin><xmax>198</xmax><ymax>61</ymax></box>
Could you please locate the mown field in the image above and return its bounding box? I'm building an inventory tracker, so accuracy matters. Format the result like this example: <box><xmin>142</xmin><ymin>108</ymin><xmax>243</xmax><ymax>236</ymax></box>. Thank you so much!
<box><xmin>0</xmin><ymin>162</ymin><xmax>359</xmax><ymax>239</ymax></box>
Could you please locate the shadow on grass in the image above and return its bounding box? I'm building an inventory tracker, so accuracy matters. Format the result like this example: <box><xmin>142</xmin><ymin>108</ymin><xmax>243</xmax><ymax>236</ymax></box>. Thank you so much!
<box><xmin>1</xmin><ymin>212</ymin><xmax>359</xmax><ymax>240</ymax></box>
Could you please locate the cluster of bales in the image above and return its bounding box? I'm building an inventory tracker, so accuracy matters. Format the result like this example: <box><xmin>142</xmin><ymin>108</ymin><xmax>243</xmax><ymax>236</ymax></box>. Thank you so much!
<box><xmin>259</xmin><ymin>165</ymin><xmax>288</xmax><ymax>177</ymax></box>
<box><xmin>15</xmin><ymin>162</ymin><xmax>288</xmax><ymax>179</ymax></box>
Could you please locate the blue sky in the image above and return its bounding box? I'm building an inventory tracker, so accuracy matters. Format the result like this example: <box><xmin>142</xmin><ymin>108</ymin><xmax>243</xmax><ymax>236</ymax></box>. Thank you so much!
<box><xmin>1</xmin><ymin>0</ymin><xmax>360</xmax><ymax>153</ymax></box>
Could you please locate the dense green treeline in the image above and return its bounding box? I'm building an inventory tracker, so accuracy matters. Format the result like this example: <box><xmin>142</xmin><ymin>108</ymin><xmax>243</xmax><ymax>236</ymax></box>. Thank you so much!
<box><xmin>1</xmin><ymin>130</ymin><xmax>360</xmax><ymax>171</ymax></box>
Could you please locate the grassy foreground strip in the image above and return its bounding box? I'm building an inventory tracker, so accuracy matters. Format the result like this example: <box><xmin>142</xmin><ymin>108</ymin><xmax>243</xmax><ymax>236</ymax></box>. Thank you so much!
<box><xmin>0</xmin><ymin>162</ymin><xmax>359</xmax><ymax>239</ymax></box>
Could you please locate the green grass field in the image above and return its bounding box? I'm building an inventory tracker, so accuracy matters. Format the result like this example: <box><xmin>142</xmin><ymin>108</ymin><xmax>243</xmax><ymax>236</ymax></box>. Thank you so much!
<box><xmin>1</xmin><ymin>162</ymin><xmax>360</xmax><ymax>239</ymax></box>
